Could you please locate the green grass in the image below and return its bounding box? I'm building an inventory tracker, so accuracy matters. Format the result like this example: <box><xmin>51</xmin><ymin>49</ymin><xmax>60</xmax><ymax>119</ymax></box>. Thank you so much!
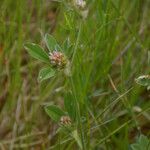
<box><xmin>0</xmin><ymin>0</ymin><xmax>150</xmax><ymax>149</ymax></box>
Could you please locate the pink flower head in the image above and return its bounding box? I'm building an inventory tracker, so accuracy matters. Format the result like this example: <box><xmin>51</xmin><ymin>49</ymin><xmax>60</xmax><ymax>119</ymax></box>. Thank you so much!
<box><xmin>49</xmin><ymin>51</ymin><xmax>68</xmax><ymax>69</ymax></box>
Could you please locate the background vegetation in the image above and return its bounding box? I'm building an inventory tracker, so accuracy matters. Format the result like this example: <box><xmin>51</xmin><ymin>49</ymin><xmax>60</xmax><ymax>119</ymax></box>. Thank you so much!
<box><xmin>0</xmin><ymin>0</ymin><xmax>149</xmax><ymax>149</ymax></box>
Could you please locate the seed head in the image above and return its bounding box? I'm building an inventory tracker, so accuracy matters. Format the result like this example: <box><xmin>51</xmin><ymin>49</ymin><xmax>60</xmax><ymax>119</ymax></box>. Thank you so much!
<box><xmin>74</xmin><ymin>0</ymin><xmax>86</xmax><ymax>9</ymax></box>
<box><xmin>49</xmin><ymin>51</ymin><xmax>68</xmax><ymax>69</ymax></box>
<box><xmin>60</xmin><ymin>116</ymin><xmax>71</xmax><ymax>126</ymax></box>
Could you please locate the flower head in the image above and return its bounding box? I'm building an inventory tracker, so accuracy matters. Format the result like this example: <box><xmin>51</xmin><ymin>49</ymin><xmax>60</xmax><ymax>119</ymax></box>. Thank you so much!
<box><xmin>74</xmin><ymin>0</ymin><xmax>86</xmax><ymax>9</ymax></box>
<box><xmin>73</xmin><ymin>0</ymin><xmax>88</xmax><ymax>19</ymax></box>
<box><xmin>60</xmin><ymin>116</ymin><xmax>71</xmax><ymax>126</ymax></box>
<box><xmin>49</xmin><ymin>51</ymin><xmax>68</xmax><ymax>69</ymax></box>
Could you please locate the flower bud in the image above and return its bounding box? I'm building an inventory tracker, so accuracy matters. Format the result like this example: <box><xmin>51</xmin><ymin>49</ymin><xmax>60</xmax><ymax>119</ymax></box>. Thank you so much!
<box><xmin>73</xmin><ymin>0</ymin><xmax>88</xmax><ymax>19</ymax></box>
<box><xmin>60</xmin><ymin>116</ymin><xmax>71</xmax><ymax>125</ymax></box>
<box><xmin>74</xmin><ymin>0</ymin><xmax>86</xmax><ymax>9</ymax></box>
<box><xmin>49</xmin><ymin>51</ymin><xmax>68</xmax><ymax>69</ymax></box>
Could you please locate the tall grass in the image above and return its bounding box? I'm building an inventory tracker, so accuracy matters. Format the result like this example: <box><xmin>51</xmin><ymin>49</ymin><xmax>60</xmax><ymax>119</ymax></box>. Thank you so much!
<box><xmin>0</xmin><ymin>0</ymin><xmax>149</xmax><ymax>149</ymax></box>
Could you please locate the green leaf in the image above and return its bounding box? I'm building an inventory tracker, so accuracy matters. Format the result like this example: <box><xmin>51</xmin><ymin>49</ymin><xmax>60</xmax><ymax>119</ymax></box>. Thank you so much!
<box><xmin>71</xmin><ymin>130</ymin><xmax>83</xmax><ymax>149</ymax></box>
<box><xmin>45</xmin><ymin>34</ymin><xmax>62</xmax><ymax>51</ymax></box>
<box><xmin>131</xmin><ymin>144</ymin><xmax>141</xmax><ymax>150</ymax></box>
<box><xmin>44</xmin><ymin>105</ymin><xmax>65</xmax><ymax>122</ymax></box>
<box><xmin>135</xmin><ymin>75</ymin><xmax>150</xmax><ymax>87</ymax></box>
<box><xmin>147</xmin><ymin>86</ymin><xmax>150</xmax><ymax>90</ymax></box>
<box><xmin>24</xmin><ymin>43</ymin><xmax>49</xmax><ymax>63</ymax></box>
<box><xmin>38</xmin><ymin>67</ymin><xmax>55</xmax><ymax>82</ymax></box>
<box><xmin>130</xmin><ymin>134</ymin><xmax>150</xmax><ymax>150</ymax></box>
<box><xmin>62</xmin><ymin>38</ymin><xmax>73</xmax><ymax>55</ymax></box>
<box><xmin>138</xmin><ymin>135</ymin><xmax>150</xmax><ymax>150</ymax></box>
<box><xmin>64</xmin><ymin>92</ymin><xmax>76</xmax><ymax>121</ymax></box>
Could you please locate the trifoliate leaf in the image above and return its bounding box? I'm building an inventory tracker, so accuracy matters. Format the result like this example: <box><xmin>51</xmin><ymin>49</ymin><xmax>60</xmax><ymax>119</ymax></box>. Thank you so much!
<box><xmin>130</xmin><ymin>134</ymin><xmax>150</xmax><ymax>150</ymax></box>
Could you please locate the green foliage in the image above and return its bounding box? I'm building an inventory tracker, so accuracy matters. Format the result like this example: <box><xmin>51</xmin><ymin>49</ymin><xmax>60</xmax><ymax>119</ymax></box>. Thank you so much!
<box><xmin>24</xmin><ymin>43</ymin><xmax>49</xmax><ymax>63</ymax></box>
<box><xmin>130</xmin><ymin>135</ymin><xmax>150</xmax><ymax>150</ymax></box>
<box><xmin>0</xmin><ymin>0</ymin><xmax>149</xmax><ymax>149</ymax></box>
<box><xmin>25</xmin><ymin>34</ymin><xmax>69</xmax><ymax>82</ymax></box>
<box><xmin>44</xmin><ymin>105</ymin><xmax>65</xmax><ymax>122</ymax></box>
<box><xmin>45</xmin><ymin>33</ymin><xmax>62</xmax><ymax>51</ymax></box>
<box><xmin>64</xmin><ymin>92</ymin><xmax>76</xmax><ymax>121</ymax></box>
<box><xmin>135</xmin><ymin>75</ymin><xmax>150</xmax><ymax>90</ymax></box>
<box><xmin>38</xmin><ymin>67</ymin><xmax>55</xmax><ymax>82</ymax></box>
<box><xmin>71</xmin><ymin>130</ymin><xmax>83</xmax><ymax>149</ymax></box>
